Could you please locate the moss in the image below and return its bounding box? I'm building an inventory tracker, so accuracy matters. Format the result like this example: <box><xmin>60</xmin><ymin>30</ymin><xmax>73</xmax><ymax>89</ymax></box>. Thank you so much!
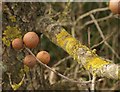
<box><xmin>9</xmin><ymin>16</ymin><xmax>16</xmax><ymax>22</ymax></box>
<box><xmin>2</xmin><ymin>25</ymin><xmax>22</xmax><ymax>47</ymax></box>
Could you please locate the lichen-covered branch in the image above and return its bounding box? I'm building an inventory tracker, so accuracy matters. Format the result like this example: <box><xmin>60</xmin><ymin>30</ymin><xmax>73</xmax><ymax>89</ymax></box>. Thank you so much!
<box><xmin>35</xmin><ymin>17</ymin><xmax>120</xmax><ymax>80</ymax></box>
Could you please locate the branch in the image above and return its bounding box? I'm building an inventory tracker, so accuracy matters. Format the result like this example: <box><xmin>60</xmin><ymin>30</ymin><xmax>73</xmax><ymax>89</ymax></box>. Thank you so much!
<box><xmin>80</xmin><ymin>13</ymin><xmax>113</xmax><ymax>30</ymax></box>
<box><xmin>91</xmin><ymin>74</ymin><xmax>96</xmax><ymax>91</ymax></box>
<box><xmin>35</xmin><ymin>17</ymin><xmax>120</xmax><ymax>80</ymax></box>
<box><xmin>74</xmin><ymin>7</ymin><xmax>109</xmax><ymax>25</ymax></box>
<box><xmin>25</xmin><ymin>47</ymin><xmax>91</xmax><ymax>85</ymax></box>
<box><xmin>90</xmin><ymin>14</ymin><xmax>120</xmax><ymax>59</ymax></box>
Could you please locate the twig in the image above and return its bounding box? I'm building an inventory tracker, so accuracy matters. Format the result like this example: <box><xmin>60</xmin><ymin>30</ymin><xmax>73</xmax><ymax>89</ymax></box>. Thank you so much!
<box><xmin>57</xmin><ymin>13</ymin><xmax>113</xmax><ymax>29</ymax></box>
<box><xmin>90</xmin><ymin>14</ymin><xmax>120</xmax><ymax>60</ymax></box>
<box><xmin>74</xmin><ymin>64</ymin><xmax>80</xmax><ymax>79</ymax></box>
<box><xmin>63</xmin><ymin>61</ymin><xmax>77</xmax><ymax>76</ymax></box>
<box><xmin>55</xmin><ymin>13</ymin><xmax>113</xmax><ymax>28</ymax></box>
<box><xmin>68</xmin><ymin>71</ymin><xmax>104</xmax><ymax>83</ymax></box>
<box><xmin>91</xmin><ymin>30</ymin><xmax>115</xmax><ymax>49</ymax></box>
<box><xmin>25</xmin><ymin>47</ymin><xmax>91</xmax><ymax>85</ymax></box>
<box><xmin>53</xmin><ymin>56</ymin><xmax>71</xmax><ymax>67</ymax></box>
<box><xmin>87</xmin><ymin>27</ymin><xmax>91</xmax><ymax>48</ymax></box>
<box><xmin>7</xmin><ymin>73</ymin><xmax>12</xmax><ymax>87</ymax></box>
<box><xmin>71</xmin><ymin>26</ymin><xmax>75</xmax><ymax>38</ymax></box>
<box><xmin>63</xmin><ymin>0</ymin><xmax>71</xmax><ymax>15</ymax></box>
<box><xmin>80</xmin><ymin>13</ymin><xmax>113</xmax><ymax>30</ymax></box>
<box><xmin>91</xmin><ymin>75</ymin><xmax>96</xmax><ymax>91</ymax></box>
<box><xmin>113</xmin><ymin>14</ymin><xmax>120</xmax><ymax>19</ymax></box>
<box><xmin>7</xmin><ymin>73</ymin><xmax>25</xmax><ymax>90</ymax></box>
<box><xmin>75</xmin><ymin>7</ymin><xmax>109</xmax><ymax>25</ymax></box>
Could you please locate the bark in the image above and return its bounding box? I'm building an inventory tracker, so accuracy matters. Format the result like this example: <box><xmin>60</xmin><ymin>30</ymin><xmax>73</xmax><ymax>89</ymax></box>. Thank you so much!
<box><xmin>35</xmin><ymin>17</ymin><xmax>120</xmax><ymax>80</ymax></box>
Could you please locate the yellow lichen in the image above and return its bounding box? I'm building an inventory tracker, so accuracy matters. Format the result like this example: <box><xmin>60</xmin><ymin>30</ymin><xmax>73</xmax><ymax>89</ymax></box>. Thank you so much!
<box><xmin>2</xmin><ymin>25</ymin><xmax>22</xmax><ymax>46</ymax></box>
<box><xmin>65</xmin><ymin>38</ymin><xmax>77</xmax><ymax>54</ymax></box>
<box><xmin>11</xmin><ymin>74</ymin><xmax>25</xmax><ymax>90</ymax></box>
<box><xmin>85</xmin><ymin>57</ymin><xmax>110</xmax><ymax>71</ymax></box>
<box><xmin>56</xmin><ymin>28</ymin><xmax>80</xmax><ymax>56</ymax></box>
<box><xmin>56</xmin><ymin>28</ymin><xmax>71</xmax><ymax>48</ymax></box>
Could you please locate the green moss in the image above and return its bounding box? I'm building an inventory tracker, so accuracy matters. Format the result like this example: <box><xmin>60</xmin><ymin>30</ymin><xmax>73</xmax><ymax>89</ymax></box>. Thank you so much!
<box><xmin>2</xmin><ymin>25</ymin><xmax>22</xmax><ymax>47</ymax></box>
<box><xmin>9</xmin><ymin>16</ymin><xmax>16</xmax><ymax>22</ymax></box>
